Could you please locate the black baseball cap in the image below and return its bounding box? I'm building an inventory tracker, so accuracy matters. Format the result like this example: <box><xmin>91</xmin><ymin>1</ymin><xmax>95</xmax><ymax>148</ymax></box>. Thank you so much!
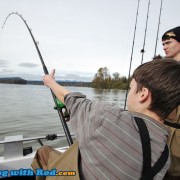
<box><xmin>162</xmin><ymin>26</ymin><xmax>180</xmax><ymax>42</ymax></box>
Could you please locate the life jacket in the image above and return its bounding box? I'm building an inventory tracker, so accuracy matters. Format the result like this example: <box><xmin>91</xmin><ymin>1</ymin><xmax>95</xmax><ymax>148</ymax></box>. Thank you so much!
<box><xmin>164</xmin><ymin>106</ymin><xmax>180</xmax><ymax>178</ymax></box>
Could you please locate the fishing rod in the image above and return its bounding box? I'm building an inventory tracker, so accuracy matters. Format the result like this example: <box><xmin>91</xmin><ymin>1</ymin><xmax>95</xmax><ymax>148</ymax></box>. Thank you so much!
<box><xmin>124</xmin><ymin>0</ymin><xmax>140</xmax><ymax>110</ymax></box>
<box><xmin>154</xmin><ymin>0</ymin><xmax>163</xmax><ymax>57</ymax></box>
<box><xmin>140</xmin><ymin>0</ymin><xmax>151</xmax><ymax>64</ymax></box>
<box><xmin>2</xmin><ymin>12</ymin><xmax>73</xmax><ymax>146</ymax></box>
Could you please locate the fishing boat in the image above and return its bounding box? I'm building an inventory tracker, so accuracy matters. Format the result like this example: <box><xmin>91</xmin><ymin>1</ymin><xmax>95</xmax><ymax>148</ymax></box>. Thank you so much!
<box><xmin>0</xmin><ymin>0</ymin><xmax>164</xmax><ymax>178</ymax></box>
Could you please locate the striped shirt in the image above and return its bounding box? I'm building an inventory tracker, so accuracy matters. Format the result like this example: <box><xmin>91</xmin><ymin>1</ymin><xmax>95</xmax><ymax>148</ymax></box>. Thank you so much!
<box><xmin>64</xmin><ymin>92</ymin><xmax>170</xmax><ymax>180</ymax></box>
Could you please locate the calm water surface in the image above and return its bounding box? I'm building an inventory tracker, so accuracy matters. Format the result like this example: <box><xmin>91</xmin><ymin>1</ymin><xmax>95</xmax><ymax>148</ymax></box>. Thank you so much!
<box><xmin>0</xmin><ymin>84</ymin><xmax>126</xmax><ymax>155</ymax></box>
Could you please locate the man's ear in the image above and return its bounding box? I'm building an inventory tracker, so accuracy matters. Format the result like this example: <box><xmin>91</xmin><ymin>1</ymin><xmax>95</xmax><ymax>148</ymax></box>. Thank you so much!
<box><xmin>138</xmin><ymin>87</ymin><xmax>150</xmax><ymax>103</ymax></box>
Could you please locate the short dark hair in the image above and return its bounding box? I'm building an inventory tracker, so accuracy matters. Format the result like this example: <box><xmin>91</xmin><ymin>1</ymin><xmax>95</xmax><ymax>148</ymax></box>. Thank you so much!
<box><xmin>133</xmin><ymin>59</ymin><xmax>180</xmax><ymax>120</ymax></box>
<box><xmin>152</xmin><ymin>55</ymin><xmax>163</xmax><ymax>60</ymax></box>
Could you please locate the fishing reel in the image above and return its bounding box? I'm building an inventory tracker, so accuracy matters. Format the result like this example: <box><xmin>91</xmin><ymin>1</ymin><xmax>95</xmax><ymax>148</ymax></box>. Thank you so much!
<box><xmin>54</xmin><ymin>98</ymin><xmax>70</xmax><ymax>121</ymax></box>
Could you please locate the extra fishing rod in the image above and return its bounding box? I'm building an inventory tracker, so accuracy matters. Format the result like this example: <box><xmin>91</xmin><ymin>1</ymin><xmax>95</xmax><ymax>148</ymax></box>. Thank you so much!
<box><xmin>2</xmin><ymin>12</ymin><xmax>73</xmax><ymax>146</ymax></box>
<box><xmin>124</xmin><ymin>0</ymin><xmax>140</xmax><ymax>110</ymax></box>
<box><xmin>140</xmin><ymin>0</ymin><xmax>151</xmax><ymax>64</ymax></box>
<box><xmin>154</xmin><ymin>0</ymin><xmax>163</xmax><ymax>57</ymax></box>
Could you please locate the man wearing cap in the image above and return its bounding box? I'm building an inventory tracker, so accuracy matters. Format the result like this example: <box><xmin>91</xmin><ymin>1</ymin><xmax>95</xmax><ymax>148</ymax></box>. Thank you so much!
<box><xmin>162</xmin><ymin>26</ymin><xmax>180</xmax><ymax>61</ymax></box>
<box><xmin>162</xmin><ymin>26</ymin><xmax>180</xmax><ymax>179</ymax></box>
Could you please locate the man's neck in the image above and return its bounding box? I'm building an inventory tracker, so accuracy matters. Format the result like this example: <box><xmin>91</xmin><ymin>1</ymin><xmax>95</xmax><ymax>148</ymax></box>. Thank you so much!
<box><xmin>173</xmin><ymin>54</ymin><xmax>180</xmax><ymax>62</ymax></box>
<box><xmin>137</xmin><ymin>109</ymin><xmax>164</xmax><ymax>124</ymax></box>
<box><xmin>146</xmin><ymin>112</ymin><xmax>164</xmax><ymax>124</ymax></box>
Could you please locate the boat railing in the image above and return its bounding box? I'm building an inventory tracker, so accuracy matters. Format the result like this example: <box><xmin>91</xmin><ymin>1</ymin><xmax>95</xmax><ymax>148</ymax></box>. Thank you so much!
<box><xmin>0</xmin><ymin>133</ymin><xmax>75</xmax><ymax>145</ymax></box>
<box><xmin>0</xmin><ymin>133</ymin><xmax>75</xmax><ymax>159</ymax></box>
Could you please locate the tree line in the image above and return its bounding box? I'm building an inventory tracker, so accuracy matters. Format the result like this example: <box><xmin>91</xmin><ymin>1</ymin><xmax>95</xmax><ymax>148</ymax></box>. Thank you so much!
<box><xmin>92</xmin><ymin>67</ymin><xmax>130</xmax><ymax>90</ymax></box>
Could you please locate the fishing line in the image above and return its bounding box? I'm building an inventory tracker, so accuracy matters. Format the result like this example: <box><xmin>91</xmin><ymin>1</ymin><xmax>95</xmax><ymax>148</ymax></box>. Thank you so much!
<box><xmin>38</xmin><ymin>43</ymin><xmax>54</xmax><ymax>70</ymax></box>
<box><xmin>1</xmin><ymin>12</ymin><xmax>73</xmax><ymax>146</ymax></box>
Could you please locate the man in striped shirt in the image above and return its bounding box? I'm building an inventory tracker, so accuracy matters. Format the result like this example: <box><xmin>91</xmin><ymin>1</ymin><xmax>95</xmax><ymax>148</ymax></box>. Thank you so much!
<box><xmin>32</xmin><ymin>59</ymin><xmax>180</xmax><ymax>179</ymax></box>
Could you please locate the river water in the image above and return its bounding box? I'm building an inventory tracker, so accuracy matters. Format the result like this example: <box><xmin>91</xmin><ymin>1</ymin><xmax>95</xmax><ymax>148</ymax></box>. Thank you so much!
<box><xmin>0</xmin><ymin>84</ymin><xmax>126</xmax><ymax>155</ymax></box>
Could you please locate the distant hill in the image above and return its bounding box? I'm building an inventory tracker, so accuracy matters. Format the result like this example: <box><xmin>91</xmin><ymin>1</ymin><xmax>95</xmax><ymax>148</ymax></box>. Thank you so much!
<box><xmin>27</xmin><ymin>80</ymin><xmax>92</xmax><ymax>87</ymax></box>
<box><xmin>0</xmin><ymin>77</ymin><xmax>27</xmax><ymax>84</ymax></box>
<box><xmin>0</xmin><ymin>77</ymin><xmax>92</xmax><ymax>87</ymax></box>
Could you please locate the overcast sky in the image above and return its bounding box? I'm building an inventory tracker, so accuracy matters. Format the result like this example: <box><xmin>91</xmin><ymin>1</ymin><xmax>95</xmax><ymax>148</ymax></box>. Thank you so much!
<box><xmin>0</xmin><ymin>0</ymin><xmax>179</xmax><ymax>81</ymax></box>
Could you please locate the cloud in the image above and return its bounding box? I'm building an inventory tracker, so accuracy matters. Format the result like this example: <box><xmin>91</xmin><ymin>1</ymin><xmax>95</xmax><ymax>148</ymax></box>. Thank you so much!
<box><xmin>18</xmin><ymin>63</ymin><xmax>40</xmax><ymax>68</ymax></box>
<box><xmin>0</xmin><ymin>59</ymin><xmax>9</xmax><ymax>67</ymax></box>
<box><xmin>0</xmin><ymin>68</ymin><xmax>15</xmax><ymax>73</ymax></box>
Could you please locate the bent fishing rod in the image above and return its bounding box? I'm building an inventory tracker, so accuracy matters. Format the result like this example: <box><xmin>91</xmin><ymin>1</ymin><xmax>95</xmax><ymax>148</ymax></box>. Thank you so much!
<box><xmin>2</xmin><ymin>12</ymin><xmax>73</xmax><ymax>146</ymax></box>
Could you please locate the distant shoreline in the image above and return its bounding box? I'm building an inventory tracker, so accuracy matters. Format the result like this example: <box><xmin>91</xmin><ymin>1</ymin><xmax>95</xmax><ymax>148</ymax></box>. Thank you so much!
<box><xmin>0</xmin><ymin>77</ymin><xmax>92</xmax><ymax>87</ymax></box>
